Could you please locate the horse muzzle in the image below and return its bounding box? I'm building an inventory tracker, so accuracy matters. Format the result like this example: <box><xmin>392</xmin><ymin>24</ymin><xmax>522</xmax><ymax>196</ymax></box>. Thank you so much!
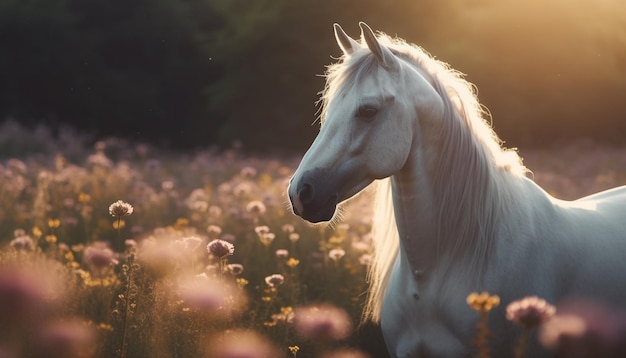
<box><xmin>288</xmin><ymin>171</ymin><xmax>338</xmax><ymax>223</ymax></box>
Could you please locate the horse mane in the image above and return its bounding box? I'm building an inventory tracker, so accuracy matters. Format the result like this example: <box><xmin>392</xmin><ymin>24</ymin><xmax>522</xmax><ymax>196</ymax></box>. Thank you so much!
<box><xmin>319</xmin><ymin>33</ymin><xmax>527</xmax><ymax>323</ymax></box>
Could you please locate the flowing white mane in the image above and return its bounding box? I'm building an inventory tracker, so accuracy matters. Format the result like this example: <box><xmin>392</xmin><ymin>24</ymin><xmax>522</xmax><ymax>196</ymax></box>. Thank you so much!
<box><xmin>318</xmin><ymin>33</ymin><xmax>527</xmax><ymax>322</ymax></box>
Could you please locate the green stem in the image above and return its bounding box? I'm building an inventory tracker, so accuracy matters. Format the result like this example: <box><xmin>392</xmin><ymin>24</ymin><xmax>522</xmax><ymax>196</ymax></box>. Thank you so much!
<box><xmin>120</xmin><ymin>256</ymin><xmax>134</xmax><ymax>358</ymax></box>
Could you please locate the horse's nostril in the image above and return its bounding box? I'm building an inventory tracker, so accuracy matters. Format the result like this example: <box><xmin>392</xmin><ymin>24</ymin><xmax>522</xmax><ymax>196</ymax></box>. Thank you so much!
<box><xmin>298</xmin><ymin>183</ymin><xmax>314</xmax><ymax>204</ymax></box>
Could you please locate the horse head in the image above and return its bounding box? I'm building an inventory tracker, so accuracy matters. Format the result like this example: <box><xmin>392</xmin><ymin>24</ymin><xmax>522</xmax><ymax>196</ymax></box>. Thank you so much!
<box><xmin>288</xmin><ymin>23</ymin><xmax>442</xmax><ymax>223</ymax></box>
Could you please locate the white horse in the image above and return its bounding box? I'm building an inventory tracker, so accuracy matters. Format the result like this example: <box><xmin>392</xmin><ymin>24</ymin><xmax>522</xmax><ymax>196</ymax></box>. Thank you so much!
<box><xmin>288</xmin><ymin>22</ymin><xmax>626</xmax><ymax>357</ymax></box>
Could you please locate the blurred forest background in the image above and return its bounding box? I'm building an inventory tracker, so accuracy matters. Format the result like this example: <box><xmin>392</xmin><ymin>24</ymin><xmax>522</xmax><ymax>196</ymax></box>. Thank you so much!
<box><xmin>1</xmin><ymin>0</ymin><xmax>625</xmax><ymax>153</ymax></box>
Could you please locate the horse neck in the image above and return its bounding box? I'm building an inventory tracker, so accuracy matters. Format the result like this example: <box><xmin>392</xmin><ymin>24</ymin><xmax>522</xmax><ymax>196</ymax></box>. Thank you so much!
<box><xmin>390</xmin><ymin>99</ymin><xmax>515</xmax><ymax>278</ymax></box>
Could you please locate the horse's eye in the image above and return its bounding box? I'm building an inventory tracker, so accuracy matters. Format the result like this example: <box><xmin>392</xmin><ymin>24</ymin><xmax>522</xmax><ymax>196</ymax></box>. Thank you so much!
<box><xmin>356</xmin><ymin>105</ymin><xmax>379</xmax><ymax>119</ymax></box>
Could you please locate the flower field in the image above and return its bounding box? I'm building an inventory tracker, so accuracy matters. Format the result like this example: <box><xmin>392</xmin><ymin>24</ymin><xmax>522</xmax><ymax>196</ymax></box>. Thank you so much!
<box><xmin>0</xmin><ymin>122</ymin><xmax>625</xmax><ymax>358</ymax></box>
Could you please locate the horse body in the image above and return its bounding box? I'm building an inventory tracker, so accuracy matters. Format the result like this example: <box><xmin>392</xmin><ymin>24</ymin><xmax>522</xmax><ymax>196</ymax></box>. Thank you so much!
<box><xmin>288</xmin><ymin>22</ymin><xmax>626</xmax><ymax>357</ymax></box>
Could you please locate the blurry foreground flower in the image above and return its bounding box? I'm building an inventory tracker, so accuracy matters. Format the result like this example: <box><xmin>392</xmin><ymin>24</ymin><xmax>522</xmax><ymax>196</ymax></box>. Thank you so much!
<box><xmin>506</xmin><ymin>296</ymin><xmax>556</xmax><ymax>358</ymax></box>
<box><xmin>204</xmin><ymin>329</ymin><xmax>282</xmax><ymax>358</ymax></box>
<box><xmin>108</xmin><ymin>200</ymin><xmax>134</xmax><ymax>218</ymax></box>
<box><xmin>319</xmin><ymin>348</ymin><xmax>371</xmax><ymax>358</ymax></box>
<box><xmin>34</xmin><ymin>319</ymin><xmax>95</xmax><ymax>358</ymax></box>
<box><xmin>179</xmin><ymin>276</ymin><xmax>245</xmax><ymax>317</ymax></box>
<box><xmin>294</xmin><ymin>303</ymin><xmax>352</xmax><ymax>341</ymax></box>
<box><xmin>538</xmin><ymin>298</ymin><xmax>626</xmax><ymax>357</ymax></box>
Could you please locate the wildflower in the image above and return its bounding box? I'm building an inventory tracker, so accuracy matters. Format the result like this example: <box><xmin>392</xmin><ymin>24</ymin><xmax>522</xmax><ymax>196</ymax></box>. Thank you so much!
<box><xmin>282</xmin><ymin>224</ymin><xmax>295</xmax><ymax>233</ymax></box>
<box><xmin>78</xmin><ymin>192</ymin><xmax>91</xmax><ymax>203</ymax></box>
<box><xmin>227</xmin><ymin>264</ymin><xmax>244</xmax><ymax>276</ymax></box>
<box><xmin>32</xmin><ymin>226</ymin><xmax>43</xmax><ymax>239</ymax></box>
<box><xmin>10</xmin><ymin>235</ymin><xmax>35</xmax><ymax>251</ymax></box>
<box><xmin>206</xmin><ymin>225</ymin><xmax>222</xmax><ymax>239</ymax></box>
<box><xmin>507</xmin><ymin>296</ymin><xmax>556</xmax><ymax>328</ymax></box>
<box><xmin>507</xmin><ymin>296</ymin><xmax>556</xmax><ymax>358</ymax></box>
<box><xmin>35</xmin><ymin>319</ymin><xmax>95</xmax><ymax>358</ymax></box>
<box><xmin>286</xmin><ymin>258</ymin><xmax>300</xmax><ymax>268</ymax></box>
<box><xmin>0</xmin><ymin>267</ymin><xmax>57</xmax><ymax>329</ymax></box>
<box><xmin>467</xmin><ymin>292</ymin><xmax>500</xmax><ymax>358</ymax></box>
<box><xmin>83</xmin><ymin>244</ymin><xmax>118</xmax><ymax>270</ymax></box>
<box><xmin>329</xmin><ymin>249</ymin><xmax>346</xmax><ymax>261</ymax></box>
<box><xmin>289</xmin><ymin>345</ymin><xmax>300</xmax><ymax>357</ymax></box>
<box><xmin>255</xmin><ymin>225</ymin><xmax>271</xmax><ymax>235</ymax></box>
<box><xmin>47</xmin><ymin>218</ymin><xmax>61</xmax><ymax>229</ymax></box>
<box><xmin>289</xmin><ymin>233</ymin><xmax>300</xmax><ymax>243</ymax></box>
<box><xmin>207</xmin><ymin>239</ymin><xmax>234</xmax><ymax>259</ymax></box>
<box><xmin>294</xmin><ymin>303</ymin><xmax>353</xmax><ymax>341</ymax></box>
<box><xmin>276</xmin><ymin>249</ymin><xmax>289</xmax><ymax>259</ymax></box>
<box><xmin>179</xmin><ymin>277</ymin><xmax>244</xmax><ymax>315</ymax></box>
<box><xmin>204</xmin><ymin>329</ymin><xmax>281</xmax><ymax>358</ymax></box>
<box><xmin>236</xmin><ymin>278</ymin><xmax>249</xmax><ymax>288</ymax></box>
<box><xmin>240</xmin><ymin>166</ymin><xmax>257</xmax><ymax>177</ymax></box>
<box><xmin>258</xmin><ymin>232</ymin><xmax>275</xmax><ymax>247</ymax></box>
<box><xmin>538</xmin><ymin>298</ymin><xmax>626</xmax><ymax>357</ymax></box>
<box><xmin>108</xmin><ymin>200</ymin><xmax>134</xmax><ymax>218</ymax></box>
<box><xmin>272</xmin><ymin>306</ymin><xmax>294</xmax><ymax>323</ymax></box>
<box><xmin>208</xmin><ymin>205</ymin><xmax>222</xmax><ymax>217</ymax></box>
<box><xmin>182</xmin><ymin>236</ymin><xmax>203</xmax><ymax>251</ymax></box>
<box><xmin>358</xmin><ymin>254</ymin><xmax>373</xmax><ymax>266</ymax></box>
<box><xmin>265</xmin><ymin>274</ymin><xmax>285</xmax><ymax>288</ymax></box>
<box><xmin>246</xmin><ymin>200</ymin><xmax>267</xmax><ymax>215</ymax></box>
<box><xmin>124</xmin><ymin>239</ymin><xmax>137</xmax><ymax>251</ymax></box>
<box><xmin>161</xmin><ymin>180</ymin><xmax>174</xmax><ymax>191</ymax></box>
<box><xmin>467</xmin><ymin>291</ymin><xmax>500</xmax><ymax>312</ymax></box>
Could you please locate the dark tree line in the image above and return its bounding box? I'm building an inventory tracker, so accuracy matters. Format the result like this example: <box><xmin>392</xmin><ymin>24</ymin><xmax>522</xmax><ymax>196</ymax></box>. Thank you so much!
<box><xmin>1</xmin><ymin>0</ymin><xmax>625</xmax><ymax>152</ymax></box>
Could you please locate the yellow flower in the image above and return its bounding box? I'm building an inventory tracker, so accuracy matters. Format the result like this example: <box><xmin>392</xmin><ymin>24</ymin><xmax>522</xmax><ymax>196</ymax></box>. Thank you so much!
<box><xmin>467</xmin><ymin>292</ymin><xmax>500</xmax><ymax>312</ymax></box>
<box><xmin>78</xmin><ymin>192</ymin><xmax>91</xmax><ymax>203</ymax></box>
<box><xmin>286</xmin><ymin>258</ymin><xmax>300</xmax><ymax>268</ymax></box>
<box><xmin>112</xmin><ymin>220</ymin><xmax>126</xmax><ymax>229</ymax></box>
<box><xmin>236</xmin><ymin>278</ymin><xmax>249</xmax><ymax>287</ymax></box>
<box><xmin>289</xmin><ymin>346</ymin><xmax>300</xmax><ymax>355</ymax></box>
<box><xmin>32</xmin><ymin>226</ymin><xmax>43</xmax><ymax>238</ymax></box>
<box><xmin>45</xmin><ymin>235</ymin><xmax>57</xmax><ymax>244</ymax></box>
<box><xmin>175</xmin><ymin>217</ymin><xmax>189</xmax><ymax>228</ymax></box>
<box><xmin>47</xmin><ymin>218</ymin><xmax>61</xmax><ymax>229</ymax></box>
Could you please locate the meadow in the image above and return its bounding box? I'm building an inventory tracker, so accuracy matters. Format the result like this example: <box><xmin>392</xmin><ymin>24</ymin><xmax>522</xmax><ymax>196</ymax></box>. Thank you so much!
<box><xmin>0</xmin><ymin>121</ymin><xmax>625</xmax><ymax>358</ymax></box>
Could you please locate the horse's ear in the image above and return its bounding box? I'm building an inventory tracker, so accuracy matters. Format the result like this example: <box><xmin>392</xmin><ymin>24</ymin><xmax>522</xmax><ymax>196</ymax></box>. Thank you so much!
<box><xmin>334</xmin><ymin>23</ymin><xmax>359</xmax><ymax>56</ymax></box>
<box><xmin>359</xmin><ymin>22</ymin><xmax>399</xmax><ymax>70</ymax></box>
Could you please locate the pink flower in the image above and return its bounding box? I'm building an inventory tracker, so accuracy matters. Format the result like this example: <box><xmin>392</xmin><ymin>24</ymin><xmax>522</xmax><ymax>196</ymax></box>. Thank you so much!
<box><xmin>108</xmin><ymin>200</ymin><xmax>133</xmax><ymax>217</ymax></box>
<box><xmin>265</xmin><ymin>274</ymin><xmax>284</xmax><ymax>288</ymax></box>
<box><xmin>205</xmin><ymin>329</ymin><xmax>280</xmax><ymax>358</ymax></box>
<box><xmin>538</xmin><ymin>298</ymin><xmax>626</xmax><ymax>357</ymax></box>
<box><xmin>294</xmin><ymin>303</ymin><xmax>353</xmax><ymax>341</ymax></box>
<box><xmin>83</xmin><ymin>244</ymin><xmax>118</xmax><ymax>269</ymax></box>
<box><xmin>35</xmin><ymin>319</ymin><xmax>95</xmax><ymax>358</ymax></box>
<box><xmin>329</xmin><ymin>249</ymin><xmax>346</xmax><ymax>261</ymax></box>
<box><xmin>10</xmin><ymin>235</ymin><xmax>34</xmax><ymax>251</ymax></box>
<box><xmin>506</xmin><ymin>296</ymin><xmax>556</xmax><ymax>327</ymax></box>
<box><xmin>207</xmin><ymin>239</ymin><xmax>234</xmax><ymax>259</ymax></box>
